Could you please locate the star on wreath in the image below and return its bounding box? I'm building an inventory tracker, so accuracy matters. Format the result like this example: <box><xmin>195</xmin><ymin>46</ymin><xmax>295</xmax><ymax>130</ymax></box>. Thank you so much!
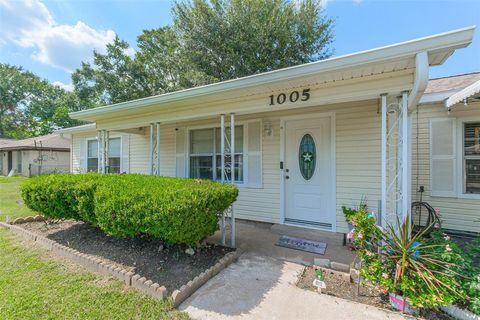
<box><xmin>302</xmin><ymin>152</ymin><xmax>313</xmax><ymax>163</ymax></box>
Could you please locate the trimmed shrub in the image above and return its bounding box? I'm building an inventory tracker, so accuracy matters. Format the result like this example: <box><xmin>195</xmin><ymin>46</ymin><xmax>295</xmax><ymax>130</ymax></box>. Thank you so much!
<box><xmin>21</xmin><ymin>173</ymin><xmax>101</xmax><ymax>221</ymax></box>
<box><xmin>21</xmin><ymin>173</ymin><xmax>238</xmax><ymax>245</ymax></box>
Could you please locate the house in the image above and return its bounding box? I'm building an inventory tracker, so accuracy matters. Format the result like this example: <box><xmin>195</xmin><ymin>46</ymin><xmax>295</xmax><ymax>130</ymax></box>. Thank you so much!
<box><xmin>0</xmin><ymin>133</ymin><xmax>71</xmax><ymax>177</ymax></box>
<box><xmin>59</xmin><ymin>26</ymin><xmax>480</xmax><ymax>236</ymax></box>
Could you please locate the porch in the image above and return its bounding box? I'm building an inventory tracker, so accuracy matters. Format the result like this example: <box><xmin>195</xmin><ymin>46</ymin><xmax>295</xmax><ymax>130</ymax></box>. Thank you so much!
<box><xmin>207</xmin><ymin>219</ymin><xmax>355</xmax><ymax>265</ymax></box>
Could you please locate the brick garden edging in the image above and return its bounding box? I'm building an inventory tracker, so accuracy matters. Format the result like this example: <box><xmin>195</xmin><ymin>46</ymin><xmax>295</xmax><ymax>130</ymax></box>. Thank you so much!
<box><xmin>0</xmin><ymin>221</ymin><xmax>241</xmax><ymax>305</ymax></box>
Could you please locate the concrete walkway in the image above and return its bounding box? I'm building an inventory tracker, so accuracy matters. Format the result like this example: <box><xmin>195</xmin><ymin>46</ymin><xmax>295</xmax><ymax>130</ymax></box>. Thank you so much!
<box><xmin>180</xmin><ymin>252</ymin><xmax>406</xmax><ymax>320</ymax></box>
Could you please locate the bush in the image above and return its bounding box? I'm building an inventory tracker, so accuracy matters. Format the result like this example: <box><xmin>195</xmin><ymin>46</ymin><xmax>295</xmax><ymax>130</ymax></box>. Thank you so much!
<box><xmin>21</xmin><ymin>173</ymin><xmax>101</xmax><ymax>222</ymax></box>
<box><xmin>21</xmin><ymin>174</ymin><xmax>238</xmax><ymax>245</ymax></box>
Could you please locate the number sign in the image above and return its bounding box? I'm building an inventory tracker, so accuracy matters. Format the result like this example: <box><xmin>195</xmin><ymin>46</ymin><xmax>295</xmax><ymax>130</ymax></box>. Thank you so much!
<box><xmin>269</xmin><ymin>89</ymin><xmax>310</xmax><ymax>106</ymax></box>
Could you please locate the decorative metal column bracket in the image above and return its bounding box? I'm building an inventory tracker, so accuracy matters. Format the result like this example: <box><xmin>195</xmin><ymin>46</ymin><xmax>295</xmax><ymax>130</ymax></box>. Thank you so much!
<box><xmin>219</xmin><ymin>113</ymin><xmax>236</xmax><ymax>248</ymax></box>
<box><xmin>149</xmin><ymin>122</ymin><xmax>161</xmax><ymax>176</ymax></box>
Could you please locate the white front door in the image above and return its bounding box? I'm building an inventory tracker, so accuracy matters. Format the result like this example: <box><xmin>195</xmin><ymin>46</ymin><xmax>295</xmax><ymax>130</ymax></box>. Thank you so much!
<box><xmin>284</xmin><ymin>116</ymin><xmax>335</xmax><ymax>230</ymax></box>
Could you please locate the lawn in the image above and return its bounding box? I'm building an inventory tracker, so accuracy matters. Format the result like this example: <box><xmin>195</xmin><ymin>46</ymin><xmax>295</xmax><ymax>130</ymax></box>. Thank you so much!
<box><xmin>0</xmin><ymin>176</ymin><xmax>34</xmax><ymax>222</ymax></box>
<box><xmin>0</xmin><ymin>228</ymin><xmax>188</xmax><ymax>320</ymax></box>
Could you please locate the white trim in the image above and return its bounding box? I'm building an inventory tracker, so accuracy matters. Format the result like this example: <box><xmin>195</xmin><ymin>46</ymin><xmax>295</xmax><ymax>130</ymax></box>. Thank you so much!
<box><xmin>279</xmin><ymin>112</ymin><xmax>336</xmax><ymax>232</ymax></box>
<box><xmin>380</xmin><ymin>94</ymin><xmax>387</xmax><ymax>227</ymax></box>
<box><xmin>185</xmin><ymin>121</ymin><xmax>248</xmax><ymax>186</ymax></box>
<box><xmin>446</xmin><ymin>80</ymin><xmax>480</xmax><ymax>108</ymax></box>
<box><xmin>456</xmin><ymin>117</ymin><xmax>480</xmax><ymax>200</ymax></box>
<box><xmin>85</xmin><ymin>135</ymin><xmax>122</xmax><ymax>173</ymax></box>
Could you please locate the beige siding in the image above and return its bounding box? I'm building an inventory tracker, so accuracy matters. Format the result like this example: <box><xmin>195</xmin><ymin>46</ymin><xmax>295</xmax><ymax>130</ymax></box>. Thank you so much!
<box><xmin>412</xmin><ymin>101</ymin><xmax>480</xmax><ymax>233</ymax></box>
<box><xmin>71</xmin><ymin>100</ymin><xmax>382</xmax><ymax>233</ymax></box>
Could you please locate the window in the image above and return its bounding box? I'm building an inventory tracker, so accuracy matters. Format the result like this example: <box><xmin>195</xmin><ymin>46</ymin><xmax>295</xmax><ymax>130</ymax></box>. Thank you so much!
<box><xmin>464</xmin><ymin>122</ymin><xmax>480</xmax><ymax>194</ymax></box>
<box><xmin>17</xmin><ymin>151</ymin><xmax>22</xmax><ymax>173</ymax></box>
<box><xmin>189</xmin><ymin>126</ymin><xmax>244</xmax><ymax>182</ymax></box>
<box><xmin>87</xmin><ymin>140</ymin><xmax>98</xmax><ymax>172</ymax></box>
<box><xmin>87</xmin><ymin>137</ymin><xmax>121</xmax><ymax>173</ymax></box>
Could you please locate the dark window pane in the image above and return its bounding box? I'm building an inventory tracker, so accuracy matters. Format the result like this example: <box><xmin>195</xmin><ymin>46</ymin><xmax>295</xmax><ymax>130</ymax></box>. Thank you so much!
<box><xmin>466</xmin><ymin>159</ymin><xmax>480</xmax><ymax>194</ymax></box>
<box><xmin>215</xmin><ymin>154</ymin><xmax>243</xmax><ymax>182</ymax></box>
<box><xmin>190</xmin><ymin>156</ymin><xmax>213</xmax><ymax>179</ymax></box>
<box><xmin>108</xmin><ymin>157</ymin><xmax>121</xmax><ymax>173</ymax></box>
<box><xmin>299</xmin><ymin>134</ymin><xmax>316</xmax><ymax>180</ymax></box>
<box><xmin>87</xmin><ymin>158</ymin><xmax>98</xmax><ymax>172</ymax></box>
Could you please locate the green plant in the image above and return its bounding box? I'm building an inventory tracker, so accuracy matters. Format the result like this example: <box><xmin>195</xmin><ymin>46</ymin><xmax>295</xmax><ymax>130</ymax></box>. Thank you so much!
<box><xmin>342</xmin><ymin>196</ymin><xmax>368</xmax><ymax>223</ymax></box>
<box><xmin>21</xmin><ymin>173</ymin><xmax>238</xmax><ymax>245</ymax></box>
<box><xmin>315</xmin><ymin>269</ymin><xmax>325</xmax><ymax>281</ymax></box>
<box><xmin>353</xmin><ymin>215</ymin><xmax>466</xmax><ymax>308</ymax></box>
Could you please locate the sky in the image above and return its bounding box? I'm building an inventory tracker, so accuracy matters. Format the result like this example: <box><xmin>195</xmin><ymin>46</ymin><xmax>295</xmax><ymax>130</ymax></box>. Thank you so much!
<box><xmin>0</xmin><ymin>0</ymin><xmax>479</xmax><ymax>91</ymax></box>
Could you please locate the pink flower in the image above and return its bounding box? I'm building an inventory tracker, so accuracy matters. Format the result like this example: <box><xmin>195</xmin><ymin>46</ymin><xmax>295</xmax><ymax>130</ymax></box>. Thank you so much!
<box><xmin>357</xmin><ymin>233</ymin><xmax>363</xmax><ymax>239</ymax></box>
<box><xmin>347</xmin><ymin>230</ymin><xmax>354</xmax><ymax>240</ymax></box>
<box><xmin>366</xmin><ymin>251</ymin><xmax>374</xmax><ymax>257</ymax></box>
<box><xmin>382</xmin><ymin>273</ymin><xmax>389</xmax><ymax>279</ymax></box>
<box><xmin>443</xmin><ymin>233</ymin><xmax>451</xmax><ymax>241</ymax></box>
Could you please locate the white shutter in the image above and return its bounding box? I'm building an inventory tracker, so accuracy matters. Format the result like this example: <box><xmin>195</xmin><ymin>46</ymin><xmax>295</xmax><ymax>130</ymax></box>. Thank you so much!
<box><xmin>120</xmin><ymin>134</ymin><xmax>130</xmax><ymax>173</ymax></box>
<box><xmin>246</xmin><ymin>120</ymin><xmax>262</xmax><ymax>188</ymax></box>
<box><xmin>79</xmin><ymin>138</ymin><xmax>87</xmax><ymax>173</ymax></box>
<box><xmin>175</xmin><ymin>127</ymin><xmax>187</xmax><ymax>177</ymax></box>
<box><xmin>430</xmin><ymin>118</ymin><xmax>456</xmax><ymax>197</ymax></box>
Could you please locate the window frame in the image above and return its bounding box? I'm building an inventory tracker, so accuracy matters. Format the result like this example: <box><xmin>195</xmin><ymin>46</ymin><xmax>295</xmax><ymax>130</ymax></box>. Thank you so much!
<box><xmin>187</xmin><ymin>123</ymin><xmax>246</xmax><ymax>185</ymax></box>
<box><xmin>456</xmin><ymin>118</ymin><xmax>480</xmax><ymax>199</ymax></box>
<box><xmin>86</xmin><ymin>136</ymin><xmax>122</xmax><ymax>173</ymax></box>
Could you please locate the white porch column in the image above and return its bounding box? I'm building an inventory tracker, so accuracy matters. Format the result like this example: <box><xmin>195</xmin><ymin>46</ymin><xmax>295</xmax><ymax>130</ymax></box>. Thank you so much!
<box><xmin>220</xmin><ymin>114</ymin><xmax>225</xmax><ymax>183</ymax></box>
<box><xmin>104</xmin><ymin>130</ymin><xmax>109</xmax><ymax>173</ymax></box>
<box><xmin>149</xmin><ymin>123</ymin><xmax>154</xmax><ymax>175</ymax></box>
<box><xmin>230</xmin><ymin>112</ymin><xmax>236</xmax><ymax>248</ymax></box>
<box><xmin>97</xmin><ymin>130</ymin><xmax>102</xmax><ymax>173</ymax></box>
<box><xmin>401</xmin><ymin>91</ymin><xmax>410</xmax><ymax>226</ymax></box>
<box><xmin>156</xmin><ymin>122</ymin><xmax>161</xmax><ymax>176</ymax></box>
<box><xmin>220</xmin><ymin>114</ymin><xmax>226</xmax><ymax>245</ymax></box>
<box><xmin>380</xmin><ymin>94</ymin><xmax>387</xmax><ymax>228</ymax></box>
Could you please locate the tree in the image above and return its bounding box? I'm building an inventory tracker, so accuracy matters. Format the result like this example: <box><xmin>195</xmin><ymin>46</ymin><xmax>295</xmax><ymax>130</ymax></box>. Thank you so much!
<box><xmin>72</xmin><ymin>31</ymin><xmax>211</xmax><ymax>106</ymax></box>
<box><xmin>0</xmin><ymin>63</ymin><xmax>81</xmax><ymax>138</ymax></box>
<box><xmin>172</xmin><ymin>0</ymin><xmax>334</xmax><ymax>81</ymax></box>
<box><xmin>73</xmin><ymin>0</ymin><xmax>334</xmax><ymax>106</ymax></box>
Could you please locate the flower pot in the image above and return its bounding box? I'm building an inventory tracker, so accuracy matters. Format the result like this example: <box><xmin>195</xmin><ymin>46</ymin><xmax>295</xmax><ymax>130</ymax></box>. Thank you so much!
<box><xmin>388</xmin><ymin>293</ymin><xmax>418</xmax><ymax>315</ymax></box>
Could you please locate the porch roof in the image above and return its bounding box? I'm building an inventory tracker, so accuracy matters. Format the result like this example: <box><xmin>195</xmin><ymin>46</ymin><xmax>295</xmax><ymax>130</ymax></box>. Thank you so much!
<box><xmin>70</xmin><ymin>26</ymin><xmax>475</xmax><ymax>124</ymax></box>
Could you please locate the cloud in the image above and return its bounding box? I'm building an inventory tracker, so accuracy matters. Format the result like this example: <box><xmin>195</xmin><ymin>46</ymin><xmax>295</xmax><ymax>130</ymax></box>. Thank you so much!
<box><xmin>0</xmin><ymin>0</ymin><xmax>116</xmax><ymax>72</ymax></box>
<box><xmin>52</xmin><ymin>81</ymin><xmax>74</xmax><ymax>92</ymax></box>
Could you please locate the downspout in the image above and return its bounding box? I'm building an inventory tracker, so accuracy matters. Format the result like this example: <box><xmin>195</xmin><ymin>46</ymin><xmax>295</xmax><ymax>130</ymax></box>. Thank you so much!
<box><xmin>408</xmin><ymin>51</ymin><xmax>429</xmax><ymax>111</ymax></box>
<box><xmin>406</xmin><ymin>51</ymin><xmax>429</xmax><ymax>234</ymax></box>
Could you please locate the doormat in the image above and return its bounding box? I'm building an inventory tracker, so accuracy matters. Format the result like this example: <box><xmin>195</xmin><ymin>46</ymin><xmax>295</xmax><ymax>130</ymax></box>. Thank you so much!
<box><xmin>275</xmin><ymin>235</ymin><xmax>327</xmax><ymax>255</ymax></box>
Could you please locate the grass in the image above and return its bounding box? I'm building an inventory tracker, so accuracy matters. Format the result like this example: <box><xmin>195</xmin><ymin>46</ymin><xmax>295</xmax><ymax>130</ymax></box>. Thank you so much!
<box><xmin>0</xmin><ymin>228</ymin><xmax>188</xmax><ymax>320</ymax></box>
<box><xmin>0</xmin><ymin>176</ymin><xmax>34</xmax><ymax>222</ymax></box>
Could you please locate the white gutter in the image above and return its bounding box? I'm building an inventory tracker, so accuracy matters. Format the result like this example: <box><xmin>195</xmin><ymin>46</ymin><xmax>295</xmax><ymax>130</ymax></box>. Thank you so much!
<box><xmin>408</xmin><ymin>51</ymin><xmax>429</xmax><ymax>110</ymax></box>
<box><xmin>445</xmin><ymin>79</ymin><xmax>480</xmax><ymax>108</ymax></box>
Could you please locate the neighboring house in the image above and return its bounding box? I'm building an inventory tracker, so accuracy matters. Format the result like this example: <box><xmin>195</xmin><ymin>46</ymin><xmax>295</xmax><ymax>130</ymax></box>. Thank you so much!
<box><xmin>59</xmin><ymin>27</ymin><xmax>480</xmax><ymax>235</ymax></box>
<box><xmin>0</xmin><ymin>134</ymin><xmax>71</xmax><ymax>177</ymax></box>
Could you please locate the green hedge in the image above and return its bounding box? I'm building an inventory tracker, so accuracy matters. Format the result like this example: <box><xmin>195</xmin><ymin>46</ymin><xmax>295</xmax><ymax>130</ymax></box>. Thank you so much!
<box><xmin>21</xmin><ymin>174</ymin><xmax>238</xmax><ymax>245</ymax></box>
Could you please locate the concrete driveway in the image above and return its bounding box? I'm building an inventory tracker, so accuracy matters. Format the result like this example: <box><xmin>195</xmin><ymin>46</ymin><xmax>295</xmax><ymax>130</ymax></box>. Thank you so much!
<box><xmin>180</xmin><ymin>252</ymin><xmax>407</xmax><ymax>320</ymax></box>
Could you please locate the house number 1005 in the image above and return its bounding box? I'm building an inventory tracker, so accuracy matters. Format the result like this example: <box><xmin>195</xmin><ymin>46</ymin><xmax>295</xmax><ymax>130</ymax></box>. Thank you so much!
<box><xmin>269</xmin><ymin>89</ymin><xmax>310</xmax><ymax>106</ymax></box>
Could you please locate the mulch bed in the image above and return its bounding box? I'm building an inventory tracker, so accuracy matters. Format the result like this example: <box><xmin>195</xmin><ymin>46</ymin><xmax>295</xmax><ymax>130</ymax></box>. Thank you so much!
<box><xmin>21</xmin><ymin>220</ymin><xmax>233</xmax><ymax>292</ymax></box>
<box><xmin>297</xmin><ymin>266</ymin><xmax>453</xmax><ymax>320</ymax></box>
